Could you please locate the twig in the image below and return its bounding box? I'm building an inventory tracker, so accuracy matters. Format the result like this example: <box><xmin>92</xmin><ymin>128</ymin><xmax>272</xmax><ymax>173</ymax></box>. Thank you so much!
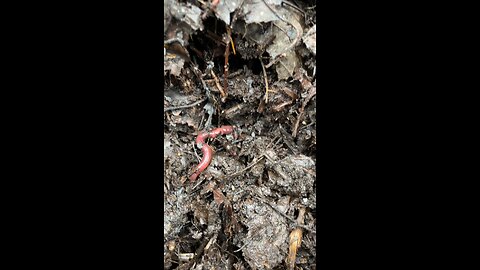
<box><xmin>292</xmin><ymin>85</ymin><xmax>316</xmax><ymax>138</ymax></box>
<box><xmin>164</xmin><ymin>97</ymin><xmax>207</xmax><ymax>112</ymax></box>
<box><xmin>222</xmin><ymin>103</ymin><xmax>244</xmax><ymax>117</ymax></box>
<box><xmin>272</xmin><ymin>22</ymin><xmax>291</xmax><ymax>40</ymax></box>
<box><xmin>260</xmin><ymin>59</ymin><xmax>270</xmax><ymax>103</ymax></box>
<box><xmin>262</xmin><ymin>0</ymin><xmax>290</xmax><ymax>24</ymax></box>
<box><xmin>211</xmin><ymin>70</ymin><xmax>227</xmax><ymax>102</ymax></box>
<box><xmin>227</xmin><ymin>69</ymin><xmax>243</xmax><ymax>78</ymax></box>
<box><xmin>282</xmin><ymin>0</ymin><xmax>306</xmax><ymax>19</ymax></box>
<box><xmin>192</xmin><ymin>175</ymin><xmax>205</xmax><ymax>190</ymax></box>
<box><xmin>279</xmin><ymin>124</ymin><xmax>299</xmax><ymax>154</ymax></box>
<box><xmin>233</xmin><ymin>225</ymin><xmax>264</xmax><ymax>253</ymax></box>
<box><xmin>192</xmin><ymin>142</ymin><xmax>201</xmax><ymax>162</ymax></box>
<box><xmin>272</xmin><ymin>136</ymin><xmax>283</xmax><ymax>148</ymax></box>
<box><xmin>226</xmin><ymin>155</ymin><xmax>266</xmax><ymax>179</ymax></box>
<box><xmin>256</xmin><ymin>196</ymin><xmax>316</xmax><ymax>233</ymax></box>
<box><xmin>190</xmin><ymin>64</ymin><xmax>213</xmax><ymax>103</ymax></box>
<box><xmin>198</xmin><ymin>112</ymin><xmax>205</xmax><ymax>130</ymax></box>
<box><xmin>176</xmin><ymin>234</ymin><xmax>212</xmax><ymax>270</ymax></box>
<box><xmin>299</xmin><ymin>121</ymin><xmax>315</xmax><ymax>131</ymax></box>
<box><xmin>273</xmin><ymin>100</ymin><xmax>294</xmax><ymax>112</ymax></box>
<box><xmin>204</xmin><ymin>109</ymin><xmax>213</xmax><ymax>130</ymax></box>
<box><xmin>164</xmin><ymin>38</ymin><xmax>185</xmax><ymax>47</ymax></box>
<box><xmin>223</xmin><ymin>26</ymin><xmax>232</xmax><ymax>99</ymax></box>
<box><xmin>292</xmin><ymin>108</ymin><xmax>304</xmax><ymax>138</ymax></box>
<box><xmin>266</xmin><ymin>135</ymin><xmax>280</xmax><ymax>149</ymax></box>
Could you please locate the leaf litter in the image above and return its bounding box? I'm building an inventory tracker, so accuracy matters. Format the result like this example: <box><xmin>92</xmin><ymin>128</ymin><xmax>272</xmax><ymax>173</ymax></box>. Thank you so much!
<box><xmin>164</xmin><ymin>0</ymin><xmax>317</xmax><ymax>269</ymax></box>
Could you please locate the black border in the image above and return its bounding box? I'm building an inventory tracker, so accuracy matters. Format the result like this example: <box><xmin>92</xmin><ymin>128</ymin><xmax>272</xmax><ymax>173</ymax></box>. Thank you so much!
<box><xmin>5</xmin><ymin>0</ymin><xmax>464</xmax><ymax>269</ymax></box>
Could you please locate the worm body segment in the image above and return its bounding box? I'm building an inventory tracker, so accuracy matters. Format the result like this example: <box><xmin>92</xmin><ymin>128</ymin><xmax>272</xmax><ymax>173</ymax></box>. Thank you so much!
<box><xmin>189</xmin><ymin>144</ymin><xmax>213</xmax><ymax>182</ymax></box>
<box><xmin>189</xmin><ymin>125</ymin><xmax>236</xmax><ymax>181</ymax></box>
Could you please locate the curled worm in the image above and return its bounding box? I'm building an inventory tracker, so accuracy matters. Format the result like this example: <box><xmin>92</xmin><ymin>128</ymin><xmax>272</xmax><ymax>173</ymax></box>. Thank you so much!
<box><xmin>189</xmin><ymin>125</ymin><xmax>236</xmax><ymax>182</ymax></box>
<box><xmin>189</xmin><ymin>144</ymin><xmax>213</xmax><ymax>182</ymax></box>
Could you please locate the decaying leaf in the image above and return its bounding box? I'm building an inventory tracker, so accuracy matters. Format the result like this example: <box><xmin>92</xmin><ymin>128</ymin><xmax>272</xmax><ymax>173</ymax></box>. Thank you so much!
<box><xmin>164</xmin><ymin>1</ymin><xmax>317</xmax><ymax>268</ymax></box>
<box><xmin>241</xmin><ymin>0</ymin><xmax>283</xmax><ymax>24</ymax></box>
<box><xmin>212</xmin><ymin>188</ymin><xmax>226</xmax><ymax>205</ymax></box>
<box><xmin>265</xmin><ymin>10</ymin><xmax>303</xmax><ymax>80</ymax></box>
<box><xmin>164</xmin><ymin>56</ymin><xmax>185</xmax><ymax>77</ymax></box>
<box><xmin>164</xmin><ymin>0</ymin><xmax>172</xmax><ymax>34</ymax></box>
<box><xmin>303</xmin><ymin>24</ymin><xmax>316</xmax><ymax>55</ymax></box>
<box><xmin>275</xmin><ymin>50</ymin><xmax>300</xmax><ymax>80</ymax></box>
<box><xmin>215</xmin><ymin>0</ymin><xmax>241</xmax><ymax>25</ymax></box>
<box><xmin>169</xmin><ymin>2</ymin><xmax>204</xmax><ymax>31</ymax></box>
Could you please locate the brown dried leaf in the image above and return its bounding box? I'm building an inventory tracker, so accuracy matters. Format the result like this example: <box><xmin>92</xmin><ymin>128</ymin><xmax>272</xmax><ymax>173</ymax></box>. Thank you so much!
<box><xmin>201</xmin><ymin>181</ymin><xmax>216</xmax><ymax>195</ymax></box>
<box><xmin>164</xmin><ymin>57</ymin><xmax>185</xmax><ymax>77</ymax></box>
<box><xmin>275</xmin><ymin>52</ymin><xmax>300</xmax><ymax>80</ymax></box>
<box><xmin>302</xmin><ymin>24</ymin><xmax>316</xmax><ymax>55</ymax></box>
<box><xmin>265</xmin><ymin>9</ymin><xmax>303</xmax><ymax>80</ymax></box>
<box><xmin>212</xmin><ymin>188</ymin><xmax>226</xmax><ymax>205</ymax></box>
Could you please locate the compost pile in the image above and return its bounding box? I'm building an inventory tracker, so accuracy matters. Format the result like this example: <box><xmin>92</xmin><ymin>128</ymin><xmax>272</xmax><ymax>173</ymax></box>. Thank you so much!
<box><xmin>164</xmin><ymin>0</ymin><xmax>316</xmax><ymax>269</ymax></box>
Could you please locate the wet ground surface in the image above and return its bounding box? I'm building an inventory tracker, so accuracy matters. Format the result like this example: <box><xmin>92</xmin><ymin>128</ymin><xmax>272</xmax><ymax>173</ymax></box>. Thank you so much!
<box><xmin>164</xmin><ymin>1</ymin><xmax>316</xmax><ymax>269</ymax></box>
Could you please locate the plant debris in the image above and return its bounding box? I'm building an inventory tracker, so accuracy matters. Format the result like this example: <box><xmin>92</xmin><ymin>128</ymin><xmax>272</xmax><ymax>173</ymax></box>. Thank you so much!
<box><xmin>164</xmin><ymin>0</ymin><xmax>316</xmax><ymax>269</ymax></box>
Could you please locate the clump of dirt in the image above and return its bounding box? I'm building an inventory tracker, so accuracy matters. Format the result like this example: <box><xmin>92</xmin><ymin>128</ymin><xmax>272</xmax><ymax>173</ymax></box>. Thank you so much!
<box><xmin>164</xmin><ymin>0</ymin><xmax>316</xmax><ymax>269</ymax></box>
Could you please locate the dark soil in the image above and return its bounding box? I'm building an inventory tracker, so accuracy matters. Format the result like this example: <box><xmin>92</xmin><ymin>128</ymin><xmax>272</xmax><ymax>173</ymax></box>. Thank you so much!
<box><xmin>164</xmin><ymin>1</ymin><xmax>316</xmax><ymax>269</ymax></box>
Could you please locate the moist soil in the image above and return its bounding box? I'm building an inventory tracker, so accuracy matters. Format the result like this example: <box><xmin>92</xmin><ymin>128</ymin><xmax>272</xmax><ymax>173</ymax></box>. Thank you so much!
<box><xmin>164</xmin><ymin>1</ymin><xmax>316</xmax><ymax>269</ymax></box>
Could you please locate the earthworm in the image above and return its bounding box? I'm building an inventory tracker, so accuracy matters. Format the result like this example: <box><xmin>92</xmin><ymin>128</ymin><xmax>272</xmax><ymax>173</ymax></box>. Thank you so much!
<box><xmin>189</xmin><ymin>125</ymin><xmax>236</xmax><ymax>182</ymax></box>
<box><xmin>189</xmin><ymin>144</ymin><xmax>213</xmax><ymax>182</ymax></box>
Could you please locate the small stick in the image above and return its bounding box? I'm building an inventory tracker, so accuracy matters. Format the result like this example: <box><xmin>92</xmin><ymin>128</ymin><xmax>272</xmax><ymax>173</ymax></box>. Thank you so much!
<box><xmin>255</xmin><ymin>196</ymin><xmax>316</xmax><ymax>233</ymax></box>
<box><xmin>292</xmin><ymin>108</ymin><xmax>304</xmax><ymax>138</ymax></box>
<box><xmin>189</xmin><ymin>64</ymin><xmax>213</xmax><ymax>102</ymax></box>
<box><xmin>299</xmin><ymin>121</ymin><xmax>315</xmax><ymax>131</ymax></box>
<box><xmin>176</xmin><ymin>234</ymin><xmax>212</xmax><ymax>270</ymax></box>
<box><xmin>227</xmin><ymin>69</ymin><xmax>243</xmax><ymax>78</ymax></box>
<box><xmin>292</xmin><ymin>85</ymin><xmax>316</xmax><ymax>138</ymax></box>
<box><xmin>233</xmin><ymin>224</ymin><xmax>263</xmax><ymax>253</ymax></box>
<box><xmin>230</xmin><ymin>38</ymin><xmax>236</xmax><ymax>55</ymax></box>
<box><xmin>225</xmin><ymin>155</ymin><xmax>265</xmax><ymax>179</ymax></box>
<box><xmin>282</xmin><ymin>0</ymin><xmax>306</xmax><ymax>18</ymax></box>
<box><xmin>272</xmin><ymin>100</ymin><xmax>293</xmax><ymax>112</ymax></box>
<box><xmin>192</xmin><ymin>142</ymin><xmax>201</xmax><ymax>162</ymax></box>
<box><xmin>222</xmin><ymin>103</ymin><xmax>244</xmax><ymax>116</ymax></box>
<box><xmin>223</xmin><ymin>26</ymin><xmax>232</xmax><ymax>98</ymax></box>
<box><xmin>164</xmin><ymin>97</ymin><xmax>207</xmax><ymax>112</ymax></box>
<box><xmin>266</xmin><ymin>135</ymin><xmax>280</xmax><ymax>149</ymax></box>
<box><xmin>273</xmin><ymin>22</ymin><xmax>291</xmax><ymax>40</ymax></box>
<box><xmin>164</xmin><ymin>38</ymin><xmax>185</xmax><ymax>47</ymax></box>
<box><xmin>192</xmin><ymin>175</ymin><xmax>205</xmax><ymax>190</ymax></box>
<box><xmin>260</xmin><ymin>59</ymin><xmax>270</xmax><ymax>103</ymax></box>
<box><xmin>198</xmin><ymin>113</ymin><xmax>205</xmax><ymax>130</ymax></box>
<box><xmin>211</xmin><ymin>70</ymin><xmax>227</xmax><ymax>102</ymax></box>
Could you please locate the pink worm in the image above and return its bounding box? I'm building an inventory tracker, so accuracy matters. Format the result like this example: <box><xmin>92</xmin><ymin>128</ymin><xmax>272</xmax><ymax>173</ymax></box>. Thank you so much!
<box><xmin>189</xmin><ymin>125</ymin><xmax>236</xmax><ymax>182</ymax></box>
